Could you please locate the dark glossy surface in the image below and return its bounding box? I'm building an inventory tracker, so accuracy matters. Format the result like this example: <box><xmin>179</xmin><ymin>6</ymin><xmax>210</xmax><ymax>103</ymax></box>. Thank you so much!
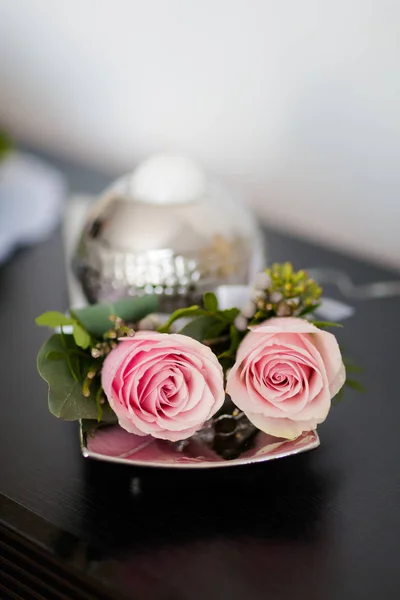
<box><xmin>1</xmin><ymin>157</ymin><xmax>400</xmax><ymax>598</ymax></box>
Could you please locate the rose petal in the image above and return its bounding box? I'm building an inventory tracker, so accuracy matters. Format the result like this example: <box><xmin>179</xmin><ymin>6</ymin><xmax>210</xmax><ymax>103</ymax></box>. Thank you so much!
<box><xmin>245</xmin><ymin>410</ymin><xmax>321</xmax><ymax>439</ymax></box>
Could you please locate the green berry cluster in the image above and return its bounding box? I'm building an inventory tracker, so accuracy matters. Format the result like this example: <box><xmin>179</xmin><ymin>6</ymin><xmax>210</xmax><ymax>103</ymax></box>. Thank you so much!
<box><xmin>267</xmin><ymin>262</ymin><xmax>322</xmax><ymax>307</ymax></box>
<box><xmin>250</xmin><ymin>262</ymin><xmax>323</xmax><ymax>323</ymax></box>
<box><xmin>90</xmin><ymin>315</ymin><xmax>135</xmax><ymax>359</ymax></box>
<box><xmin>83</xmin><ymin>316</ymin><xmax>136</xmax><ymax>408</ymax></box>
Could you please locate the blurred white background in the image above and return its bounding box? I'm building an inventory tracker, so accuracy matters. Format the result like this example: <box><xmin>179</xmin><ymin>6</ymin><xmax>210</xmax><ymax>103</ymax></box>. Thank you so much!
<box><xmin>0</xmin><ymin>0</ymin><xmax>399</xmax><ymax>267</ymax></box>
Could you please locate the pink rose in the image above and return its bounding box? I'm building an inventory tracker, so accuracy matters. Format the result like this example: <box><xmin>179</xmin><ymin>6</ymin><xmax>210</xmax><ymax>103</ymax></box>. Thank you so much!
<box><xmin>226</xmin><ymin>317</ymin><xmax>345</xmax><ymax>439</ymax></box>
<box><xmin>102</xmin><ymin>331</ymin><xmax>225</xmax><ymax>441</ymax></box>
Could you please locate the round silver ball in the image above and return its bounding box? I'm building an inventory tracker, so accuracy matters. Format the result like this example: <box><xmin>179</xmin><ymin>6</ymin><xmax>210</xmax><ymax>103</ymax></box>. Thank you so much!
<box><xmin>73</xmin><ymin>155</ymin><xmax>266</xmax><ymax>311</ymax></box>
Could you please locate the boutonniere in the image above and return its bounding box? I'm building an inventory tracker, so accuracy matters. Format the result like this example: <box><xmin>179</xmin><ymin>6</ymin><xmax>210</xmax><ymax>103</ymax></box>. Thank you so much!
<box><xmin>36</xmin><ymin>263</ymin><xmax>361</xmax><ymax>460</ymax></box>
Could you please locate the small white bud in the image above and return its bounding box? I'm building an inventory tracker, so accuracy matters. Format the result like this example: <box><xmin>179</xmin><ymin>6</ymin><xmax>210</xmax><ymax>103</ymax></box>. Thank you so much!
<box><xmin>252</xmin><ymin>289</ymin><xmax>267</xmax><ymax>302</ymax></box>
<box><xmin>254</xmin><ymin>272</ymin><xmax>271</xmax><ymax>290</ymax></box>
<box><xmin>234</xmin><ymin>315</ymin><xmax>248</xmax><ymax>332</ymax></box>
<box><xmin>240</xmin><ymin>300</ymin><xmax>256</xmax><ymax>319</ymax></box>
<box><xmin>137</xmin><ymin>314</ymin><xmax>160</xmax><ymax>331</ymax></box>
<box><xmin>270</xmin><ymin>291</ymin><xmax>283</xmax><ymax>303</ymax></box>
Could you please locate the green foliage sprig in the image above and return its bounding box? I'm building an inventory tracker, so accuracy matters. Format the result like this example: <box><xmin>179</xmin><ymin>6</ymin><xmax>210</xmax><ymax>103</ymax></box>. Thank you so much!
<box><xmin>157</xmin><ymin>292</ymin><xmax>244</xmax><ymax>369</ymax></box>
<box><xmin>36</xmin><ymin>295</ymin><xmax>159</xmax><ymax>424</ymax></box>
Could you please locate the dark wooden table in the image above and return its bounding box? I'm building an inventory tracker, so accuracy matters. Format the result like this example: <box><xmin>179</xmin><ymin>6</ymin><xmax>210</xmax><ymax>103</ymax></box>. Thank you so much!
<box><xmin>1</xmin><ymin>153</ymin><xmax>400</xmax><ymax>599</ymax></box>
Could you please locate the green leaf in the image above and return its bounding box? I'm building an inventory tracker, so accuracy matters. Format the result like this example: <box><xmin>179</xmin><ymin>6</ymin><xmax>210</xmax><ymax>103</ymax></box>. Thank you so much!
<box><xmin>202</xmin><ymin>319</ymin><xmax>230</xmax><ymax>340</ymax></box>
<box><xmin>36</xmin><ymin>311</ymin><xmax>75</xmax><ymax>328</ymax></box>
<box><xmin>45</xmin><ymin>351</ymin><xmax>65</xmax><ymax>361</ymax></box>
<box><xmin>73</xmin><ymin>323</ymin><xmax>91</xmax><ymax>349</ymax></box>
<box><xmin>179</xmin><ymin>315</ymin><xmax>220</xmax><ymax>341</ymax></box>
<box><xmin>158</xmin><ymin>305</ymin><xmax>207</xmax><ymax>333</ymax></box>
<box><xmin>58</xmin><ymin>330</ymin><xmax>91</xmax><ymax>382</ymax></box>
<box><xmin>203</xmin><ymin>292</ymin><xmax>218</xmax><ymax>313</ymax></box>
<box><xmin>345</xmin><ymin>378</ymin><xmax>366</xmax><ymax>393</ymax></box>
<box><xmin>297</xmin><ymin>303</ymin><xmax>321</xmax><ymax>317</ymax></box>
<box><xmin>71</xmin><ymin>295</ymin><xmax>159</xmax><ymax>337</ymax></box>
<box><xmin>311</xmin><ymin>321</ymin><xmax>343</xmax><ymax>329</ymax></box>
<box><xmin>218</xmin><ymin>325</ymin><xmax>241</xmax><ymax>359</ymax></box>
<box><xmin>217</xmin><ymin>307</ymin><xmax>240</xmax><ymax>323</ymax></box>
<box><xmin>37</xmin><ymin>334</ymin><xmax>108</xmax><ymax>421</ymax></box>
<box><xmin>159</xmin><ymin>303</ymin><xmax>237</xmax><ymax>334</ymax></box>
<box><xmin>66</xmin><ymin>352</ymin><xmax>80</xmax><ymax>382</ymax></box>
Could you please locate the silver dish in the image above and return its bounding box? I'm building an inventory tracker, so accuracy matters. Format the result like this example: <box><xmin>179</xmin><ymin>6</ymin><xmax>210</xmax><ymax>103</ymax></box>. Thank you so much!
<box><xmin>81</xmin><ymin>423</ymin><xmax>319</xmax><ymax>469</ymax></box>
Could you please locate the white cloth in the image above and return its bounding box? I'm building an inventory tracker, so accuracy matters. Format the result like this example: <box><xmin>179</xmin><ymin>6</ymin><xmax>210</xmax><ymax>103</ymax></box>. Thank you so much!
<box><xmin>0</xmin><ymin>152</ymin><xmax>66</xmax><ymax>264</ymax></box>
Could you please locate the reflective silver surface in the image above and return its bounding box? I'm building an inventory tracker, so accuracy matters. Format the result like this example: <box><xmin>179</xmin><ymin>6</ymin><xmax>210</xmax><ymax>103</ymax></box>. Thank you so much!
<box><xmin>73</xmin><ymin>157</ymin><xmax>265</xmax><ymax>309</ymax></box>
<box><xmin>81</xmin><ymin>424</ymin><xmax>320</xmax><ymax>469</ymax></box>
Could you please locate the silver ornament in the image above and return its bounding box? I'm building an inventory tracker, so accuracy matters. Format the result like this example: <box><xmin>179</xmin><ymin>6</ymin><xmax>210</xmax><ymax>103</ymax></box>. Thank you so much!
<box><xmin>73</xmin><ymin>155</ymin><xmax>266</xmax><ymax>311</ymax></box>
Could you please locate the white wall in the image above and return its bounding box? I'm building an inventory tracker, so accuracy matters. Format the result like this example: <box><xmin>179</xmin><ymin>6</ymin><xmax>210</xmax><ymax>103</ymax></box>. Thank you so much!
<box><xmin>0</xmin><ymin>0</ymin><xmax>399</xmax><ymax>268</ymax></box>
